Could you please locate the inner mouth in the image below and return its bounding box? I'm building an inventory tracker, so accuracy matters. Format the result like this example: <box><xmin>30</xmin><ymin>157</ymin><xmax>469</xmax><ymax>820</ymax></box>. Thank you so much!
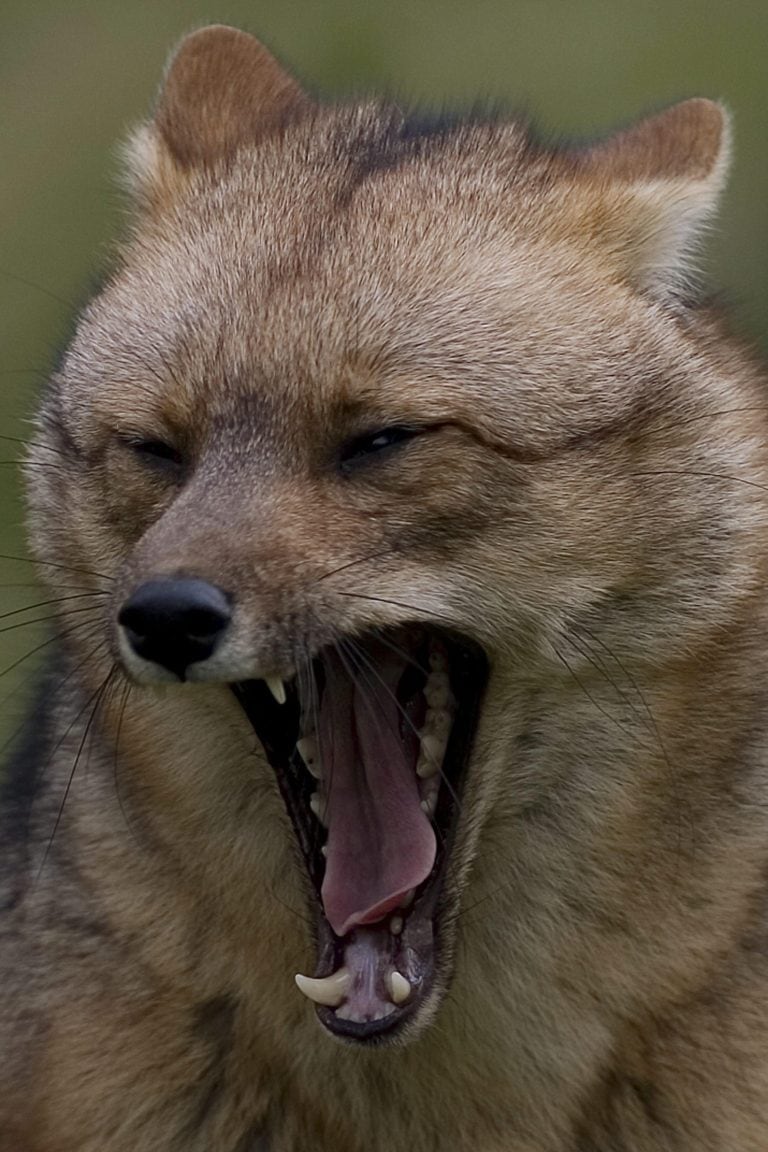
<box><xmin>232</xmin><ymin>626</ymin><xmax>487</xmax><ymax>1043</ymax></box>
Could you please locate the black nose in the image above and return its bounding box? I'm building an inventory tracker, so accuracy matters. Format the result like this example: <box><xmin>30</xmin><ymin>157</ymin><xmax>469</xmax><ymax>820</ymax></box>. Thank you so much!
<box><xmin>118</xmin><ymin>578</ymin><xmax>231</xmax><ymax>680</ymax></box>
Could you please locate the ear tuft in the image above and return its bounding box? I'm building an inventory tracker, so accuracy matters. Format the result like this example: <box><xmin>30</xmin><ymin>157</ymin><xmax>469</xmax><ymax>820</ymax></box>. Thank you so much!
<box><xmin>575</xmin><ymin>99</ymin><xmax>731</xmax><ymax>299</ymax></box>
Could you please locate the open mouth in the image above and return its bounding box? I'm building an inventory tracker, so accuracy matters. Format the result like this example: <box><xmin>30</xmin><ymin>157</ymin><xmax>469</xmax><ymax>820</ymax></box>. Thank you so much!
<box><xmin>232</xmin><ymin>626</ymin><xmax>487</xmax><ymax>1043</ymax></box>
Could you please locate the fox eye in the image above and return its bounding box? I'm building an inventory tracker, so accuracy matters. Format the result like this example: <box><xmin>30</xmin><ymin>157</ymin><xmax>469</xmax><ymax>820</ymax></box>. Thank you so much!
<box><xmin>121</xmin><ymin>435</ymin><xmax>186</xmax><ymax>475</ymax></box>
<box><xmin>339</xmin><ymin>425</ymin><xmax>424</xmax><ymax>472</ymax></box>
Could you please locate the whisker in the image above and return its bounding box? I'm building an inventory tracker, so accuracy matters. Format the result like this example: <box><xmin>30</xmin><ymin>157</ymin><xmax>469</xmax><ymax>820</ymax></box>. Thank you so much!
<box><xmin>563</xmin><ymin>630</ymin><xmax>655</xmax><ymax>747</ymax></box>
<box><xmin>0</xmin><ymin>460</ymin><xmax>69</xmax><ymax>473</ymax></box>
<box><xmin>0</xmin><ymin>604</ymin><xmax>104</xmax><ymax>638</ymax></box>
<box><xmin>573</xmin><ymin>623</ymin><xmax>691</xmax><ymax>874</ymax></box>
<box><xmin>340</xmin><ymin>640</ymin><xmax>466</xmax><ymax>903</ymax></box>
<box><xmin>0</xmin><ymin>552</ymin><xmax>113</xmax><ymax>582</ymax></box>
<box><xmin>312</xmin><ymin>549</ymin><xmax>395</xmax><ymax>586</ymax></box>
<box><xmin>296</xmin><ymin>647</ymin><xmax>328</xmax><ymax>861</ymax></box>
<box><xmin>342</xmin><ymin>637</ymin><xmax>464</xmax><ymax>820</ymax></box>
<box><xmin>551</xmin><ymin>643</ymin><xmax>643</xmax><ymax>747</ymax></box>
<box><xmin>0</xmin><ymin>591</ymin><xmax>109</xmax><ymax>625</ymax></box>
<box><xmin>35</xmin><ymin>663</ymin><xmax>117</xmax><ymax>884</ymax></box>
<box><xmin>369</xmin><ymin>626</ymin><xmax>430</xmax><ymax>676</ymax></box>
<box><xmin>336</xmin><ymin>591</ymin><xmax>456</xmax><ymax>628</ymax></box>
<box><xmin>630</xmin><ymin>469</ymin><xmax>768</xmax><ymax>496</ymax></box>
<box><xmin>0</xmin><ymin>266</ymin><xmax>73</xmax><ymax>310</ymax></box>
<box><xmin>0</xmin><ymin>624</ymin><xmax>107</xmax><ymax>760</ymax></box>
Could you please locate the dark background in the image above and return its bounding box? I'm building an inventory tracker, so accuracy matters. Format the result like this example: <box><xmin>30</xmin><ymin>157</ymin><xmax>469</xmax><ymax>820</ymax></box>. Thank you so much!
<box><xmin>1</xmin><ymin>0</ymin><xmax>766</xmax><ymax>734</ymax></box>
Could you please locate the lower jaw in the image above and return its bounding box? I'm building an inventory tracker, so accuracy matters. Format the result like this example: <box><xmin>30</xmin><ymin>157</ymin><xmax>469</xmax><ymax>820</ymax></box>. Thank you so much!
<box><xmin>311</xmin><ymin>864</ymin><xmax>447</xmax><ymax>1043</ymax></box>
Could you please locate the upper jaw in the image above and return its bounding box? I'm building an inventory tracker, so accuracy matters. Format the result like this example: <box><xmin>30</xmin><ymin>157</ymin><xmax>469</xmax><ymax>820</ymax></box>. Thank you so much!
<box><xmin>115</xmin><ymin>598</ymin><xmax>490</xmax><ymax>1043</ymax></box>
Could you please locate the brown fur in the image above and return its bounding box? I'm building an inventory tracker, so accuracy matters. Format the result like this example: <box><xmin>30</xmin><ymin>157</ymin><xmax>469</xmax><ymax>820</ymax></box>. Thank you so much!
<box><xmin>3</xmin><ymin>25</ymin><xmax>768</xmax><ymax>1151</ymax></box>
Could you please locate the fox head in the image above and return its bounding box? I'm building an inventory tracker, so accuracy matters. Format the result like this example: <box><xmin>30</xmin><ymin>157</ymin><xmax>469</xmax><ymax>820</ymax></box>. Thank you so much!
<box><xmin>26</xmin><ymin>26</ymin><xmax>767</xmax><ymax>1043</ymax></box>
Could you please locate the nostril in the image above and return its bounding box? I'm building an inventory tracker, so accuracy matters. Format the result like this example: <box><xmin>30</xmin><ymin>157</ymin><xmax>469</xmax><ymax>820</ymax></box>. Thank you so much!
<box><xmin>118</xmin><ymin>578</ymin><xmax>232</xmax><ymax>678</ymax></box>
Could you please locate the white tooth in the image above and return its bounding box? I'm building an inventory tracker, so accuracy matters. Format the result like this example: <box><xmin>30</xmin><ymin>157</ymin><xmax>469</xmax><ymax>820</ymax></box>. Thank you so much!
<box><xmin>295</xmin><ymin>967</ymin><xmax>351</xmax><ymax>1007</ymax></box>
<box><xmin>387</xmin><ymin>971</ymin><xmax>411</xmax><ymax>1005</ymax></box>
<box><xmin>390</xmin><ymin>915</ymin><xmax>403</xmax><ymax>935</ymax></box>
<box><xmin>335</xmin><ymin>1004</ymin><xmax>363</xmax><ymax>1021</ymax></box>
<box><xmin>321</xmin><ymin>844</ymin><xmax>328</xmax><ymax>858</ymax></box>
<box><xmin>297</xmin><ymin>736</ymin><xmax>321</xmax><ymax>778</ymax></box>
<box><xmin>310</xmin><ymin>792</ymin><xmax>328</xmax><ymax>824</ymax></box>
<box><xmin>421</xmin><ymin>795</ymin><xmax>437</xmax><ymax>817</ymax></box>
<box><xmin>416</xmin><ymin>733</ymin><xmax>444</xmax><ymax>778</ymax></box>
<box><xmin>400</xmin><ymin>888</ymin><xmax>416</xmax><ymax>909</ymax></box>
<box><xmin>424</xmin><ymin>671</ymin><xmax>451</xmax><ymax>709</ymax></box>
<box><xmin>266</xmin><ymin>676</ymin><xmax>286</xmax><ymax>705</ymax></box>
<box><xmin>424</xmin><ymin>708</ymin><xmax>451</xmax><ymax>739</ymax></box>
<box><xmin>372</xmin><ymin>1004</ymin><xmax>396</xmax><ymax>1021</ymax></box>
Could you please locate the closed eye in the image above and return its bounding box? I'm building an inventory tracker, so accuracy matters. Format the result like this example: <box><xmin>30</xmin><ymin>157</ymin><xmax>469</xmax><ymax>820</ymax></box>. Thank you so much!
<box><xmin>339</xmin><ymin>425</ymin><xmax>426</xmax><ymax>472</ymax></box>
<box><xmin>121</xmin><ymin>434</ymin><xmax>186</xmax><ymax>474</ymax></box>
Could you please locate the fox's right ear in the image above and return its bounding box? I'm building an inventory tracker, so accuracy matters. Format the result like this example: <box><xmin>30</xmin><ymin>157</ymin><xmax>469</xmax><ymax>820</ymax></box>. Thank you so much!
<box><xmin>123</xmin><ymin>25</ymin><xmax>310</xmax><ymax>209</ymax></box>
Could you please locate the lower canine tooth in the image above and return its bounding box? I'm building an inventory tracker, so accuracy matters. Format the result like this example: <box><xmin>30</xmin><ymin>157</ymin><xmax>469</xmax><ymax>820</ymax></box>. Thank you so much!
<box><xmin>390</xmin><ymin>915</ymin><xmax>403</xmax><ymax>935</ymax></box>
<box><xmin>266</xmin><ymin>676</ymin><xmax>286</xmax><ymax>705</ymax></box>
<box><xmin>295</xmin><ymin>967</ymin><xmax>351</xmax><ymax>1007</ymax></box>
<box><xmin>387</xmin><ymin>971</ymin><xmax>411</xmax><ymax>1005</ymax></box>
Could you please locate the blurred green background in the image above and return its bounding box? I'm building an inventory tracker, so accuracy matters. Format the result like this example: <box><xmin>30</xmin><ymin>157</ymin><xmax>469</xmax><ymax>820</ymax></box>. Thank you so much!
<box><xmin>0</xmin><ymin>0</ymin><xmax>766</xmax><ymax>736</ymax></box>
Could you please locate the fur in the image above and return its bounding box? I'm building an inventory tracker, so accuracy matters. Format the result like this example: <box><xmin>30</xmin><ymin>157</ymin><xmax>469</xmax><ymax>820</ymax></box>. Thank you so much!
<box><xmin>2</xmin><ymin>25</ymin><xmax>768</xmax><ymax>1151</ymax></box>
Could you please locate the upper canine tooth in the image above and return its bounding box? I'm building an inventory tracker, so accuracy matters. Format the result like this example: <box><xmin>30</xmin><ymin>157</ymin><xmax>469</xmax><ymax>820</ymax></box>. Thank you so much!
<box><xmin>387</xmin><ymin>970</ymin><xmax>411</xmax><ymax>1005</ymax></box>
<box><xmin>266</xmin><ymin>676</ymin><xmax>286</xmax><ymax>705</ymax></box>
<box><xmin>295</xmin><ymin>967</ymin><xmax>351</xmax><ymax>1007</ymax></box>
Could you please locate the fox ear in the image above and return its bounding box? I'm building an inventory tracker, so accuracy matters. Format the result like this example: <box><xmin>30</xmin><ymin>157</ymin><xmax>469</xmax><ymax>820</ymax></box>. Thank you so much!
<box><xmin>573</xmin><ymin>99</ymin><xmax>731</xmax><ymax>298</ymax></box>
<box><xmin>124</xmin><ymin>26</ymin><xmax>310</xmax><ymax>205</ymax></box>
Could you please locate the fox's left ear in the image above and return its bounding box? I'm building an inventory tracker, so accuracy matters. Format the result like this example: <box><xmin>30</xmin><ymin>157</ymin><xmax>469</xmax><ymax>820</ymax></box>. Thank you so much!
<box><xmin>571</xmin><ymin>99</ymin><xmax>731</xmax><ymax>298</ymax></box>
<box><xmin>123</xmin><ymin>25</ymin><xmax>311</xmax><ymax>209</ymax></box>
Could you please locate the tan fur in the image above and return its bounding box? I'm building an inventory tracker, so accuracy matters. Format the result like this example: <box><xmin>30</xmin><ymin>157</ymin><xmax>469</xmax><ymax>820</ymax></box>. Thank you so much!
<box><xmin>3</xmin><ymin>25</ymin><xmax>768</xmax><ymax>1151</ymax></box>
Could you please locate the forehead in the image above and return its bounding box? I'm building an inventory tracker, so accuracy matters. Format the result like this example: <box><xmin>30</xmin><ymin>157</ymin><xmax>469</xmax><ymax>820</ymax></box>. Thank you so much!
<box><xmin>68</xmin><ymin>113</ymin><xmax>631</xmax><ymax>429</ymax></box>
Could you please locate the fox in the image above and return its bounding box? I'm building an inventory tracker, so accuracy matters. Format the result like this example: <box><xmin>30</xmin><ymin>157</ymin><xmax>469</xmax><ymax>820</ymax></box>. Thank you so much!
<box><xmin>2</xmin><ymin>21</ymin><xmax>768</xmax><ymax>1152</ymax></box>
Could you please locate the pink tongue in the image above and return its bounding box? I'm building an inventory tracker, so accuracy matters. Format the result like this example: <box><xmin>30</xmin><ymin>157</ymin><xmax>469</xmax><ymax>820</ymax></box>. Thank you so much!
<box><xmin>319</xmin><ymin>650</ymin><xmax>436</xmax><ymax>938</ymax></box>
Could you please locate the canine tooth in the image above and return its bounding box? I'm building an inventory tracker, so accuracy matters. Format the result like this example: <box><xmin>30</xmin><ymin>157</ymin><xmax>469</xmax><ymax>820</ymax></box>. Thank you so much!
<box><xmin>266</xmin><ymin>676</ymin><xmax>286</xmax><ymax>705</ymax></box>
<box><xmin>297</xmin><ymin>736</ymin><xmax>321</xmax><ymax>777</ymax></box>
<box><xmin>310</xmin><ymin>792</ymin><xmax>328</xmax><ymax>824</ymax></box>
<box><xmin>295</xmin><ymin>967</ymin><xmax>351</xmax><ymax>1007</ymax></box>
<box><xmin>387</xmin><ymin>971</ymin><xmax>411</xmax><ymax>1005</ymax></box>
<box><xmin>420</xmin><ymin>795</ymin><xmax>437</xmax><ymax>817</ymax></box>
<box><xmin>321</xmin><ymin>844</ymin><xmax>328</xmax><ymax>858</ymax></box>
<box><xmin>390</xmin><ymin>915</ymin><xmax>403</xmax><ymax>935</ymax></box>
